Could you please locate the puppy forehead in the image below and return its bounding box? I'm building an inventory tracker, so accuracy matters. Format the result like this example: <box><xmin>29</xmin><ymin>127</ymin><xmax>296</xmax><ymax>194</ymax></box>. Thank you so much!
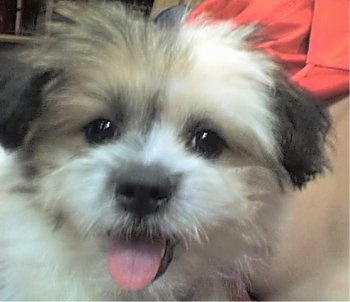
<box><xmin>80</xmin><ymin>23</ymin><xmax>275</xmax><ymax>117</ymax></box>
<box><xmin>39</xmin><ymin>18</ymin><xmax>277</xmax><ymax>155</ymax></box>
<box><xmin>59</xmin><ymin>32</ymin><xmax>186</xmax><ymax>117</ymax></box>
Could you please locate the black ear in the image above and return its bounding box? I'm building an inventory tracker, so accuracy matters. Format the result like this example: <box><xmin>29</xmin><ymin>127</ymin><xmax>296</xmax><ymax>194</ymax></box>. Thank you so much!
<box><xmin>0</xmin><ymin>55</ymin><xmax>57</xmax><ymax>150</ymax></box>
<box><xmin>274</xmin><ymin>75</ymin><xmax>331</xmax><ymax>189</ymax></box>
<box><xmin>152</xmin><ymin>5</ymin><xmax>189</xmax><ymax>28</ymax></box>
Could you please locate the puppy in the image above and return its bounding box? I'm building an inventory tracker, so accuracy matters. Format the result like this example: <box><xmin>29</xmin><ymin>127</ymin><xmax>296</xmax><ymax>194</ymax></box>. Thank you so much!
<box><xmin>0</xmin><ymin>2</ymin><xmax>330</xmax><ymax>300</ymax></box>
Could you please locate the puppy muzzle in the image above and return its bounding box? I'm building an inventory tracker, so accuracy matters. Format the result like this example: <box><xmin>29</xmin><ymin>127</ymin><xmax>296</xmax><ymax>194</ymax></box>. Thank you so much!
<box><xmin>108</xmin><ymin>163</ymin><xmax>180</xmax><ymax>290</ymax></box>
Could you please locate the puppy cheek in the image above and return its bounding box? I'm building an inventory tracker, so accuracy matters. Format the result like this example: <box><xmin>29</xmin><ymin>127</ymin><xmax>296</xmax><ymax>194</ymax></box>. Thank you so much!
<box><xmin>211</xmin><ymin>166</ymin><xmax>286</xmax><ymax>227</ymax></box>
<box><xmin>39</xmin><ymin>158</ymin><xmax>116</xmax><ymax>231</ymax></box>
<box><xmin>234</xmin><ymin>166</ymin><xmax>288</xmax><ymax>245</ymax></box>
<box><xmin>168</xmin><ymin>166</ymin><xmax>249</xmax><ymax>227</ymax></box>
<box><xmin>237</xmin><ymin>166</ymin><xmax>284</xmax><ymax>198</ymax></box>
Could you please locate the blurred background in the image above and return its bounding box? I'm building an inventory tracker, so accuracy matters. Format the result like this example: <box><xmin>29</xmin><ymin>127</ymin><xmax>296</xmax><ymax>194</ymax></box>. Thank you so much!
<box><xmin>0</xmin><ymin>0</ymin><xmax>156</xmax><ymax>36</ymax></box>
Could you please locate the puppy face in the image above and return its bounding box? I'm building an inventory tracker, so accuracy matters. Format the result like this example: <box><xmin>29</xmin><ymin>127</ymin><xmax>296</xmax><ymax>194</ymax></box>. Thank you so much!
<box><xmin>0</xmin><ymin>3</ymin><xmax>330</xmax><ymax>299</ymax></box>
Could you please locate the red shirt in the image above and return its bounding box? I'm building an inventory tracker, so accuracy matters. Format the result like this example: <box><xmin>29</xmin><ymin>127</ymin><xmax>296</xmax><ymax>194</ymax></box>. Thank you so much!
<box><xmin>187</xmin><ymin>0</ymin><xmax>349</xmax><ymax>101</ymax></box>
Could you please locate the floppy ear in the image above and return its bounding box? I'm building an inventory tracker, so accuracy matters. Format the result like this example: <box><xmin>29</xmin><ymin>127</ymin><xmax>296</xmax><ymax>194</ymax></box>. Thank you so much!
<box><xmin>274</xmin><ymin>75</ymin><xmax>331</xmax><ymax>189</ymax></box>
<box><xmin>0</xmin><ymin>55</ymin><xmax>57</xmax><ymax>150</ymax></box>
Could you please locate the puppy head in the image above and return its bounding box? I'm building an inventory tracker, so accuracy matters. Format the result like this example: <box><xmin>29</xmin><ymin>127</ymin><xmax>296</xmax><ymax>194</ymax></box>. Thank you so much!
<box><xmin>0</xmin><ymin>2</ymin><xmax>330</xmax><ymax>298</ymax></box>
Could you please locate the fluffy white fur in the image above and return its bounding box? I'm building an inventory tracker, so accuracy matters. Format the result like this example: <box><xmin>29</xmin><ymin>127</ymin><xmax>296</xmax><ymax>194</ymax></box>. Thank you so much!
<box><xmin>0</xmin><ymin>3</ymin><xmax>329</xmax><ymax>300</ymax></box>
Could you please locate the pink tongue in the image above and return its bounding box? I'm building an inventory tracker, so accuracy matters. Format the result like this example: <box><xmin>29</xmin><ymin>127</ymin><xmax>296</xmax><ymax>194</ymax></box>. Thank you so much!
<box><xmin>108</xmin><ymin>239</ymin><xmax>164</xmax><ymax>291</ymax></box>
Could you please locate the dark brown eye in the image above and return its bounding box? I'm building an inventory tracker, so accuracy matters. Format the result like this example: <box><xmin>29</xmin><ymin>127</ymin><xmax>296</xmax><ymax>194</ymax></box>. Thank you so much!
<box><xmin>191</xmin><ymin>130</ymin><xmax>226</xmax><ymax>159</ymax></box>
<box><xmin>84</xmin><ymin>118</ymin><xmax>116</xmax><ymax>144</ymax></box>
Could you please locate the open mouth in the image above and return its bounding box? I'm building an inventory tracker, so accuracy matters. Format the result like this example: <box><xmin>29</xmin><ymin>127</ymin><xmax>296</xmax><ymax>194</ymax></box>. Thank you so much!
<box><xmin>107</xmin><ymin>230</ymin><xmax>176</xmax><ymax>291</ymax></box>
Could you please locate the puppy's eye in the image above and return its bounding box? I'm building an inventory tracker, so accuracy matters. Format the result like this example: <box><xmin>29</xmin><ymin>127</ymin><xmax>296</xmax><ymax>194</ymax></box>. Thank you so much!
<box><xmin>84</xmin><ymin>118</ymin><xmax>116</xmax><ymax>144</ymax></box>
<box><xmin>190</xmin><ymin>130</ymin><xmax>226</xmax><ymax>159</ymax></box>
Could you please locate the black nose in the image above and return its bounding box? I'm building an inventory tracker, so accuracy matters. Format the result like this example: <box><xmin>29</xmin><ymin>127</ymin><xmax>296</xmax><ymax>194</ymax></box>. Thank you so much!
<box><xmin>116</xmin><ymin>164</ymin><xmax>177</xmax><ymax>216</ymax></box>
